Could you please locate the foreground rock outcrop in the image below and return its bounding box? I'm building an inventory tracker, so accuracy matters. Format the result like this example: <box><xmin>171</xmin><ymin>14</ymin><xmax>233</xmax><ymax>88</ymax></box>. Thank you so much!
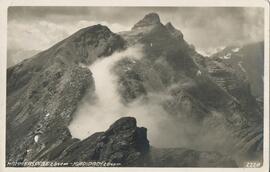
<box><xmin>55</xmin><ymin>117</ymin><xmax>150</xmax><ymax>166</ymax></box>
<box><xmin>58</xmin><ymin>117</ymin><xmax>237</xmax><ymax>167</ymax></box>
<box><xmin>6</xmin><ymin>116</ymin><xmax>238</xmax><ymax>167</ymax></box>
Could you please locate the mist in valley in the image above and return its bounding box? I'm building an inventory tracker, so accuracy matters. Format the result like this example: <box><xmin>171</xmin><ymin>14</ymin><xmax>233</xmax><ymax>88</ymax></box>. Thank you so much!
<box><xmin>68</xmin><ymin>45</ymin><xmax>237</xmax><ymax>155</ymax></box>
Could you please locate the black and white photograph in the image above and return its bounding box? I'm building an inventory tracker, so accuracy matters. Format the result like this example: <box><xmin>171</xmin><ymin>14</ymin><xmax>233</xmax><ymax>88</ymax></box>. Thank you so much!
<box><xmin>1</xmin><ymin>0</ymin><xmax>269</xmax><ymax>170</ymax></box>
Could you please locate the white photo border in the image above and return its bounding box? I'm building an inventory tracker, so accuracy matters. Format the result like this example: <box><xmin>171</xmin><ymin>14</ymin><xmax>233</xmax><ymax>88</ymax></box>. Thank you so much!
<box><xmin>0</xmin><ymin>0</ymin><xmax>269</xmax><ymax>172</ymax></box>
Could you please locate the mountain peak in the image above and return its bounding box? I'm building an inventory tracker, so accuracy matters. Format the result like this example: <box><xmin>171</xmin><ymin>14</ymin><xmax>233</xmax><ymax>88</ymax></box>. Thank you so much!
<box><xmin>143</xmin><ymin>12</ymin><xmax>160</xmax><ymax>22</ymax></box>
<box><xmin>132</xmin><ymin>13</ymin><xmax>161</xmax><ymax>30</ymax></box>
<box><xmin>74</xmin><ymin>24</ymin><xmax>112</xmax><ymax>37</ymax></box>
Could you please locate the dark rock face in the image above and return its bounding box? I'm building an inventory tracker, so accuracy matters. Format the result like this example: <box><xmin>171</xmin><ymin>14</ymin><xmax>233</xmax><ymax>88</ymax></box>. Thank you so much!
<box><xmin>211</xmin><ymin>42</ymin><xmax>264</xmax><ymax>98</ymax></box>
<box><xmin>163</xmin><ymin>85</ymin><xmax>210</xmax><ymax>122</ymax></box>
<box><xmin>6</xmin><ymin>63</ymin><xmax>94</xmax><ymax>164</ymax></box>
<box><xmin>113</xmin><ymin>58</ymin><xmax>166</xmax><ymax>103</ymax></box>
<box><xmin>204</xmin><ymin>43</ymin><xmax>264</xmax><ymax>125</ymax></box>
<box><xmin>55</xmin><ymin>117</ymin><xmax>150</xmax><ymax>166</ymax></box>
<box><xmin>113</xmin><ymin>59</ymin><xmax>147</xmax><ymax>103</ymax></box>
<box><xmin>202</xmin><ymin>55</ymin><xmax>263</xmax><ymax>123</ymax></box>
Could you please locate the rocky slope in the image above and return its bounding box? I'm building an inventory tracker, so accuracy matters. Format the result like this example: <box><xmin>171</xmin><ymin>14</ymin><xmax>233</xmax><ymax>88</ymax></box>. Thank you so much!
<box><xmin>6</xmin><ymin>24</ymin><xmax>125</xmax><ymax>165</ymax></box>
<box><xmin>116</xmin><ymin>13</ymin><xmax>263</xmax><ymax>162</ymax></box>
<box><xmin>6</xmin><ymin>13</ymin><xmax>263</xmax><ymax>167</ymax></box>
<box><xmin>211</xmin><ymin>42</ymin><xmax>264</xmax><ymax>98</ymax></box>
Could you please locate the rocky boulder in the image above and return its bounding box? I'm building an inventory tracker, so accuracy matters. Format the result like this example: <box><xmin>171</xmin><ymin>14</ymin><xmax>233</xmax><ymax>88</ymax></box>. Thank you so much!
<box><xmin>55</xmin><ymin>117</ymin><xmax>149</xmax><ymax>166</ymax></box>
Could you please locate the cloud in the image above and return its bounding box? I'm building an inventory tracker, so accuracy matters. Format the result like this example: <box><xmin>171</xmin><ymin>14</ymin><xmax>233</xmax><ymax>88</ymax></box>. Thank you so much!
<box><xmin>76</xmin><ymin>20</ymin><xmax>130</xmax><ymax>33</ymax></box>
<box><xmin>168</xmin><ymin>7</ymin><xmax>264</xmax><ymax>55</ymax></box>
<box><xmin>8</xmin><ymin>7</ymin><xmax>264</xmax><ymax>60</ymax></box>
<box><xmin>68</xmin><ymin>45</ymin><xmax>145</xmax><ymax>139</ymax></box>
<box><xmin>8</xmin><ymin>19</ymin><xmax>129</xmax><ymax>51</ymax></box>
<box><xmin>8</xmin><ymin>20</ymin><xmax>69</xmax><ymax>51</ymax></box>
<box><xmin>68</xmin><ymin>45</ymin><xmax>196</xmax><ymax>148</ymax></box>
<box><xmin>68</xmin><ymin>45</ymin><xmax>238</xmax><ymax>150</ymax></box>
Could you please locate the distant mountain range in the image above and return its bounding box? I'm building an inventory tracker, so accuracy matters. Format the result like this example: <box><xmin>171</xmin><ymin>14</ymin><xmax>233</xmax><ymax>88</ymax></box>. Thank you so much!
<box><xmin>211</xmin><ymin>42</ymin><xmax>264</xmax><ymax>98</ymax></box>
<box><xmin>6</xmin><ymin>13</ymin><xmax>263</xmax><ymax>167</ymax></box>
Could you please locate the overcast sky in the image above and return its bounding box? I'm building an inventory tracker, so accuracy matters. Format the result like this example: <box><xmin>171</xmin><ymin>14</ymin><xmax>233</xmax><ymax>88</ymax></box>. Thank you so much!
<box><xmin>8</xmin><ymin>7</ymin><xmax>264</xmax><ymax>58</ymax></box>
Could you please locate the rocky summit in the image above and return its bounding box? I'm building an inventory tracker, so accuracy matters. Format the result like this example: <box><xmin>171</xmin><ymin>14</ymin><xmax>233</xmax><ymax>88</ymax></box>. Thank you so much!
<box><xmin>132</xmin><ymin>13</ymin><xmax>161</xmax><ymax>30</ymax></box>
<box><xmin>6</xmin><ymin>13</ymin><xmax>263</xmax><ymax>167</ymax></box>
